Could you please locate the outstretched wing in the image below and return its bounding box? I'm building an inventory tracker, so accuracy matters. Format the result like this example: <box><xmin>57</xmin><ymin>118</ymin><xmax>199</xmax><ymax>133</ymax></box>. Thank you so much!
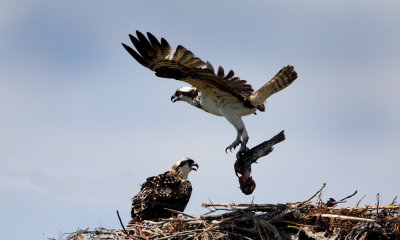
<box><xmin>249</xmin><ymin>65</ymin><xmax>298</xmax><ymax>107</ymax></box>
<box><xmin>122</xmin><ymin>31</ymin><xmax>254</xmax><ymax>102</ymax></box>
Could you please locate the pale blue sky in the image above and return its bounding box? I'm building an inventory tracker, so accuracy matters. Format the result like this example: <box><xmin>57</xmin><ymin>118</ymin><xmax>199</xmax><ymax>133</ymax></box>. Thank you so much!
<box><xmin>1</xmin><ymin>1</ymin><xmax>400</xmax><ymax>239</ymax></box>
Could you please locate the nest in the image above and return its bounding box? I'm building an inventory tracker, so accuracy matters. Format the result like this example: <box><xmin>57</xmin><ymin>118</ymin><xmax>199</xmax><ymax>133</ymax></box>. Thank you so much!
<box><xmin>60</xmin><ymin>185</ymin><xmax>400</xmax><ymax>240</ymax></box>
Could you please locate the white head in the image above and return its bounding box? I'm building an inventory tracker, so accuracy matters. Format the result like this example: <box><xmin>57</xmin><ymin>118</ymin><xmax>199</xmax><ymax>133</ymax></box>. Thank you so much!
<box><xmin>171</xmin><ymin>157</ymin><xmax>199</xmax><ymax>180</ymax></box>
<box><xmin>170</xmin><ymin>87</ymin><xmax>199</xmax><ymax>103</ymax></box>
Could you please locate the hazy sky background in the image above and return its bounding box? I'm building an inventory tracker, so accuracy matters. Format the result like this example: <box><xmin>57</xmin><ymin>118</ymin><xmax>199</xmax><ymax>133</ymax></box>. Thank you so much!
<box><xmin>1</xmin><ymin>1</ymin><xmax>399</xmax><ymax>239</ymax></box>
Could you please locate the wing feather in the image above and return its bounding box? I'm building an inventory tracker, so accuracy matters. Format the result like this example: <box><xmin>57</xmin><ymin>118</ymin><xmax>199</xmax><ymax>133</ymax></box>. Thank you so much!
<box><xmin>122</xmin><ymin>42</ymin><xmax>146</xmax><ymax>66</ymax></box>
<box><xmin>147</xmin><ymin>32</ymin><xmax>161</xmax><ymax>49</ymax></box>
<box><xmin>225</xmin><ymin>70</ymin><xmax>234</xmax><ymax>79</ymax></box>
<box><xmin>122</xmin><ymin>31</ymin><xmax>255</xmax><ymax>103</ymax></box>
<box><xmin>184</xmin><ymin>57</ymin><xmax>206</xmax><ymax>68</ymax></box>
<box><xmin>136</xmin><ymin>31</ymin><xmax>154</xmax><ymax>56</ymax></box>
<box><xmin>146</xmin><ymin>32</ymin><xmax>163</xmax><ymax>59</ymax></box>
<box><xmin>179</xmin><ymin>49</ymin><xmax>195</xmax><ymax>63</ymax></box>
<box><xmin>206</xmin><ymin>61</ymin><xmax>215</xmax><ymax>73</ymax></box>
<box><xmin>249</xmin><ymin>65</ymin><xmax>298</xmax><ymax>107</ymax></box>
<box><xmin>172</xmin><ymin>45</ymin><xmax>186</xmax><ymax>61</ymax></box>
<box><xmin>160</xmin><ymin>38</ymin><xmax>172</xmax><ymax>56</ymax></box>
<box><xmin>129</xmin><ymin>34</ymin><xmax>150</xmax><ymax>60</ymax></box>
<box><xmin>217</xmin><ymin>66</ymin><xmax>225</xmax><ymax>78</ymax></box>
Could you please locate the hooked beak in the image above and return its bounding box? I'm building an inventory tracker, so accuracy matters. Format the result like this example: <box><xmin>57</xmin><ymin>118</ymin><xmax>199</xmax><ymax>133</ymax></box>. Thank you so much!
<box><xmin>171</xmin><ymin>95</ymin><xmax>179</xmax><ymax>103</ymax></box>
<box><xmin>191</xmin><ymin>162</ymin><xmax>199</xmax><ymax>171</ymax></box>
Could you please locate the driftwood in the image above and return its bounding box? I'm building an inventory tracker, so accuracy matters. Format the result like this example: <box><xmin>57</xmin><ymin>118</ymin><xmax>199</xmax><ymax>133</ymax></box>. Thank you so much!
<box><xmin>60</xmin><ymin>185</ymin><xmax>400</xmax><ymax>240</ymax></box>
<box><xmin>234</xmin><ymin>130</ymin><xmax>286</xmax><ymax>195</ymax></box>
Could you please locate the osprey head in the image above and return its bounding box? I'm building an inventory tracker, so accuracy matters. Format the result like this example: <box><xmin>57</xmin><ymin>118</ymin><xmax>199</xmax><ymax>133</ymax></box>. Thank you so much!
<box><xmin>171</xmin><ymin>157</ymin><xmax>199</xmax><ymax>180</ymax></box>
<box><xmin>171</xmin><ymin>87</ymin><xmax>198</xmax><ymax>103</ymax></box>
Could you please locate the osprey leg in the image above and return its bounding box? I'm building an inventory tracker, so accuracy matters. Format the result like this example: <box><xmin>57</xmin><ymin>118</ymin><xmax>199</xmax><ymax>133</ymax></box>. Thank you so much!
<box><xmin>220</xmin><ymin>108</ymin><xmax>249</xmax><ymax>153</ymax></box>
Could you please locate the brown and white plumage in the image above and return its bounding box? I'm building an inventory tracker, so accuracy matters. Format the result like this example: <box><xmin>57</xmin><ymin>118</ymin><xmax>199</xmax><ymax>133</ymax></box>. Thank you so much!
<box><xmin>129</xmin><ymin>157</ymin><xmax>198</xmax><ymax>222</ymax></box>
<box><xmin>122</xmin><ymin>31</ymin><xmax>298</xmax><ymax>156</ymax></box>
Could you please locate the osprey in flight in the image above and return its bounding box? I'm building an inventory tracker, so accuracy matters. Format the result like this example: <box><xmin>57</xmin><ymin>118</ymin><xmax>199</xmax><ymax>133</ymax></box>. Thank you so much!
<box><xmin>122</xmin><ymin>31</ymin><xmax>297</xmax><ymax>155</ymax></box>
<box><xmin>129</xmin><ymin>157</ymin><xmax>198</xmax><ymax>222</ymax></box>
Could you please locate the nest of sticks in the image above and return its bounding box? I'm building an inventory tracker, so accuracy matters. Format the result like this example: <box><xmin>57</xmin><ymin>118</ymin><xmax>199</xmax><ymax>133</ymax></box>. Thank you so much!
<box><xmin>61</xmin><ymin>184</ymin><xmax>399</xmax><ymax>240</ymax></box>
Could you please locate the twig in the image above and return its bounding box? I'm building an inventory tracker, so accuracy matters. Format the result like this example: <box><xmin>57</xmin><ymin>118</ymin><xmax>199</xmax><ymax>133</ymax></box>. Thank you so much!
<box><xmin>356</xmin><ymin>194</ymin><xmax>366</xmax><ymax>207</ymax></box>
<box><xmin>362</xmin><ymin>205</ymin><xmax>399</xmax><ymax>211</ymax></box>
<box><xmin>271</xmin><ymin>207</ymin><xmax>294</xmax><ymax>221</ymax></box>
<box><xmin>270</xmin><ymin>219</ymin><xmax>320</xmax><ymax>228</ymax></box>
<box><xmin>391</xmin><ymin>196</ymin><xmax>398</xmax><ymax>205</ymax></box>
<box><xmin>317</xmin><ymin>190</ymin><xmax>324</xmax><ymax>206</ymax></box>
<box><xmin>116</xmin><ymin>210</ymin><xmax>132</xmax><ymax>238</ymax></box>
<box><xmin>255</xmin><ymin>219</ymin><xmax>266</xmax><ymax>240</ymax></box>
<box><xmin>340</xmin><ymin>190</ymin><xmax>358</xmax><ymax>202</ymax></box>
<box><xmin>201</xmin><ymin>210</ymin><xmax>243</xmax><ymax>220</ymax></box>
<box><xmin>202</xmin><ymin>203</ymin><xmax>237</xmax><ymax>208</ymax></box>
<box><xmin>208</xmin><ymin>198</ymin><xmax>217</xmax><ymax>210</ymax></box>
<box><xmin>350</xmin><ymin>226</ymin><xmax>400</xmax><ymax>237</ymax></box>
<box><xmin>202</xmin><ymin>203</ymin><xmax>286</xmax><ymax>208</ymax></box>
<box><xmin>143</xmin><ymin>220</ymin><xmax>169</xmax><ymax>225</ymax></box>
<box><xmin>258</xmin><ymin>219</ymin><xmax>282</xmax><ymax>240</ymax></box>
<box><xmin>154</xmin><ymin>229</ymin><xmax>204</xmax><ymax>240</ymax></box>
<box><xmin>299</xmin><ymin>183</ymin><xmax>326</xmax><ymax>206</ymax></box>
<box><xmin>376</xmin><ymin>193</ymin><xmax>381</xmax><ymax>218</ymax></box>
<box><xmin>317</xmin><ymin>214</ymin><xmax>375</xmax><ymax>222</ymax></box>
<box><xmin>344</xmin><ymin>228</ymin><xmax>357</xmax><ymax>240</ymax></box>
<box><xmin>126</xmin><ymin>223</ymin><xmax>161</xmax><ymax>230</ymax></box>
<box><xmin>215</xmin><ymin>230</ymin><xmax>253</xmax><ymax>240</ymax></box>
<box><xmin>164</xmin><ymin>208</ymin><xmax>195</xmax><ymax>218</ymax></box>
<box><xmin>326</xmin><ymin>190</ymin><xmax>358</xmax><ymax>207</ymax></box>
<box><xmin>192</xmin><ymin>225</ymin><xmax>214</xmax><ymax>239</ymax></box>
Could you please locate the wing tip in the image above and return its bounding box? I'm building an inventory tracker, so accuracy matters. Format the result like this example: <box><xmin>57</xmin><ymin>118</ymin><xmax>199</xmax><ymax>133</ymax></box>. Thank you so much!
<box><xmin>276</xmin><ymin>130</ymin><xmax>286</xmax><ymax>142</ymax></box>
<box><xmin>282</xmin><ymin>65</ymin><xmax>298</xmax><ymax>80</ymax></box>
<box><xmin>121</xmin><ymin>41</ymin><xmax>147</xmax><ymax>66</ymax></box>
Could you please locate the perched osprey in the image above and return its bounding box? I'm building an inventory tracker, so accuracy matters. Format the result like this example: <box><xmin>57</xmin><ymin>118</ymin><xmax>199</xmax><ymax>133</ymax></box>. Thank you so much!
<box><xmin>122</xmin><ymin>31</ymin><xmax>298</xmax><ymax>155</ymax></box>
<box><xmin>129</xmin><ymin>157</ymin><xmax>198</xmax><ymax>222</ymax></box>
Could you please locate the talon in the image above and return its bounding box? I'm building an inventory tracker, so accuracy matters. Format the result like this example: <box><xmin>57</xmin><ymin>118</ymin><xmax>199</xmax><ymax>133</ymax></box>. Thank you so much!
<box><xmin>225</xmin><ymin>140</ymin><xmax>242</xmax><ymax>154</ymax></box>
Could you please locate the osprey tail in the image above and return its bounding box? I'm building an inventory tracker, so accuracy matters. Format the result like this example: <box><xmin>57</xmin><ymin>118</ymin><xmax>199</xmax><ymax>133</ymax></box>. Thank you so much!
<box><xmin>249</xmin><ymin>65</ymin><xmax>297</xmax><ymax>107</ymax></box>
